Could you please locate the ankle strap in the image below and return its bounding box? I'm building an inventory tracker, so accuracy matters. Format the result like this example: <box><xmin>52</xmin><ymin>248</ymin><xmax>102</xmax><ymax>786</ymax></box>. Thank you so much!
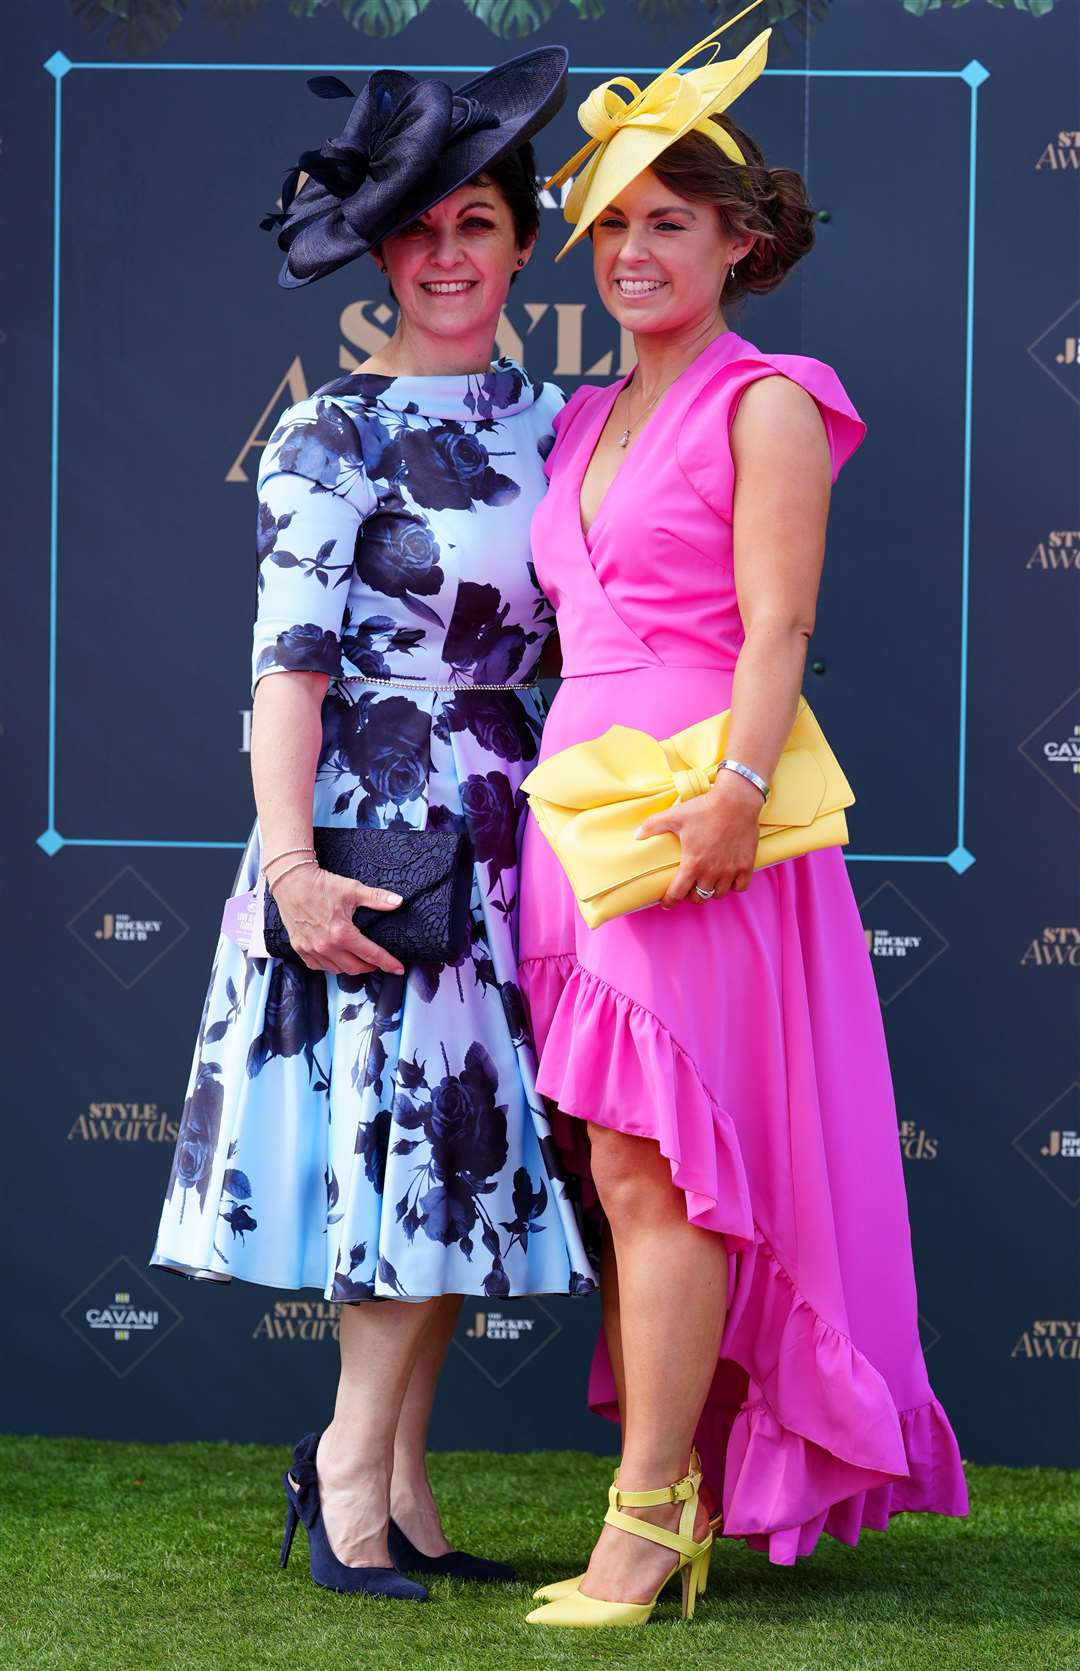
<box><xmin>608</xmin><ymin>1457</ymin><xmax>702</xmax><ymax>1512</ymax></box>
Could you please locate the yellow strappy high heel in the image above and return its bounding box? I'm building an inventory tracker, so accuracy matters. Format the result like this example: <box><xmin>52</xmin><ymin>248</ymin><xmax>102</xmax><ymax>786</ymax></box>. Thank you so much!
<box><xmin>531</xmin><ymin>1455</ymin><xmax>720</xmax><ymax>1603</ymax></box>
<box><xmin>525</xmin><ymin>1456</ymin><xmax>713</xmax><ymax>1628</ymax></box>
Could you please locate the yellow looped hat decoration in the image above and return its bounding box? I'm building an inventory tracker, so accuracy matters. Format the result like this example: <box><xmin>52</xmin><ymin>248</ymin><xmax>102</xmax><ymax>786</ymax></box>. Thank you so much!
<box><xmin>546</xmin><ymin>0</ymin><xmax>772</xmax><ymax>260</ymax></box>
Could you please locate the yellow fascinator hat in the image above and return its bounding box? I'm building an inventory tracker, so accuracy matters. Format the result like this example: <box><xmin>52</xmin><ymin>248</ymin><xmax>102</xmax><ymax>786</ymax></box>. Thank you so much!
<box><xmin>547</xmin><ymin>0</ymin><xmax>771</xmax><ymax>260</ymax></box>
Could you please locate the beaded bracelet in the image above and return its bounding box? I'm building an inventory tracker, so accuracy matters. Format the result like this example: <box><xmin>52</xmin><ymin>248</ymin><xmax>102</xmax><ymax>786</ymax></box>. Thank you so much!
<box><xmin>261</xmin><ymin>845</ymin><xmax>315</xmax><ymax>881</ymax></box>
<box><xmin>266</xmin><ymin>856</ymin><xmax>319</xmax><ymax>894</ymax></box>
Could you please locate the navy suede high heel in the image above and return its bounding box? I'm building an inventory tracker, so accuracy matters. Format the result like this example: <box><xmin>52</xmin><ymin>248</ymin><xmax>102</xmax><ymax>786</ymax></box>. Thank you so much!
<box><xmin>279</xmin><ymin>1432</ymin><xmax>428</xmax><ymax>1600</ymax></box>
<box><xmin>387</xmin><ymin>1516</ymin><xmax>516</xmax><ymax>1583</ymax></box>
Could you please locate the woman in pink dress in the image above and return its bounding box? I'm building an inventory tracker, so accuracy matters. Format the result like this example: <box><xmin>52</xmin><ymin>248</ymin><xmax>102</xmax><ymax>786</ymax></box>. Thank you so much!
<box><xmin>520</xmin><ymin>21</ymin><xmax>967</xmax><ymax>1630</ymax></box>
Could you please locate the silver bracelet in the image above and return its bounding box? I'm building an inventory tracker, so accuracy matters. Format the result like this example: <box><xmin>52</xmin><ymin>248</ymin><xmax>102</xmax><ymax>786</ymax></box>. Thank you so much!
<box><xmin>717</xmin><ymin>758</ymin><xmax>770</xmax><ymax>801</ymax></box>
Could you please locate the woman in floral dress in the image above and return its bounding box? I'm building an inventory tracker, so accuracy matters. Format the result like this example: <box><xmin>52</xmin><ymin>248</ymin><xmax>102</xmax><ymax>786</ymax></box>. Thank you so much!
<box><xmin>151</xmin><ymin>53</ymin><xmax>593</xmax><ymax>1600</ymax></box>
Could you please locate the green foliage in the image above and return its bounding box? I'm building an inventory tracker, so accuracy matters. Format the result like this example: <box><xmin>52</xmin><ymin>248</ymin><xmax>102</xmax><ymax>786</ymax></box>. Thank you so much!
<box><xmin>287</xmin><ymin>0</ymin><xmax>431</xmax><ymax>30</ymax></box>
<box><xmin>696</xmin><ymin>0</ymin><xmax>833</xmax><ymax>53</ymax></box>
<box><xmin>204</xmin><ymin>0</ymin><xmax>260</xmax><ymax>21</ymax></box>
<box><xmin>462</xmin><ymin>0</ymin><xmax>561</xmax><ymax>37</ymax></box>
<box><xmin>904</xmin><ymin>0</ymin><xmax>1053</xmax><ymax>12</ymax></box>
<box><xmin>69</xmin><ymin>0</ymin><xmax>189</xmax><ymax>55</ymax></box>
<box><xmin>2</xmin><ymin>1438</ymin><xmax>1079</xmax><ymax>1671</ymax></box>
<box><xmin>66</xmin><ymin>0</ymin><xmax>1059</xmax><ymax>57</ymax></box>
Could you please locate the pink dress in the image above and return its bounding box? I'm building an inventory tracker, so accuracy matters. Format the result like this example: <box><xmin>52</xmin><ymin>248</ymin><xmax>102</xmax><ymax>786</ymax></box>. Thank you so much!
<box><xmin>519</xmin><ymin>331</ymin><xmax>968</xmax><ymax>1565</ymax></box>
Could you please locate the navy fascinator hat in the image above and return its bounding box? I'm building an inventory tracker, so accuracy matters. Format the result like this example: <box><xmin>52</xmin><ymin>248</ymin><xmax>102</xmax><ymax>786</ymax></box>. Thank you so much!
<box><xmin>262</xmin><ymin>47</ymin><xmax>569</xmax><ymax>290</ymax></box>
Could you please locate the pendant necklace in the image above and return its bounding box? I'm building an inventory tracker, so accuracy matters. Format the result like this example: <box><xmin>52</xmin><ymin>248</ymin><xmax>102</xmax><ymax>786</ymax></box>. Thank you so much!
<box><xmin>618</xmin><ymin>380</ymin><xmax>668</xmax><ymax>447</ymax></box>
<box><xmin>618</xmin><ymin>377</ymin><xmax>667</xmax><ymax>448</ymax></box>
<box><xmin>618</xmin><ymin>329</ymin><xmax>730</xmax><ymax>447</ymax></box>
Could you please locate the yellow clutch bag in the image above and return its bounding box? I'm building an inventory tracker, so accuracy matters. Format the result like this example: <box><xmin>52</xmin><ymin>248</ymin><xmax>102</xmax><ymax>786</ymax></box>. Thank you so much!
<box><xmin>520</xmin><ymin>696</ymin><xmax>854</xmax><ymax>929</ymax></box>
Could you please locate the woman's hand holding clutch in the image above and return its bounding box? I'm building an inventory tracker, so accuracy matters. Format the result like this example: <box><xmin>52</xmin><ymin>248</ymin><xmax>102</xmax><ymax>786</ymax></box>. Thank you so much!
<box><xmin>271</xmin><ymin>865</ymin><xmax>405</xmax><ymax>977</ymax></box>
<box><xmin>637</xmin><ymin>770</ymin><xmax>763</xmax><ymax>907</ymax></box>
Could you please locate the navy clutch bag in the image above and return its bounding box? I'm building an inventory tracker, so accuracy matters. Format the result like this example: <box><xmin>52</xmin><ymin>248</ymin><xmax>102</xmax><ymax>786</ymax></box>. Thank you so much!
<box><xmin>264</xmin><ymin>826</ymin><xmax>473</xmax><ymax>967</ymax></box>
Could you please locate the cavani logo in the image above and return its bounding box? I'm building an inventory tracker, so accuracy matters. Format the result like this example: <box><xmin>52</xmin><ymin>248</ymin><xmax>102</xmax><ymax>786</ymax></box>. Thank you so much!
<box><xmin>62</xmin><ymin>1257</ymin><xmax>182</xmax><ymax>1378</ymax></box>
<box><xmin>899</xmin><ymin>1120</ymin><xmax>938</xmax><ymax>1161</ymax></box>
<box><xmin>1010</xmin><ymin>1319</ymin><xmax>1080</xmax><ymax>1360</ymax></box>
<box><xmin>252</xmin><ymin>1300</ymin><xmax>341</xmax><ymax>1342</ymax></box>
<box><xmin>1035</xmin><ymin>131</ymin><xmax>1080</xmax><ymax>171</ymax></box>
<box><xmin>67</xmin><ymin>1102</ymin><xmax>178</xmax><ymax>1142</ymax></box>
<box><xmin>453</xmin><ymin>1299</ymin><xmax>562</xmax><ymax>1389</ymax></box>
<box><xmin>857</xmin><ymin>882</ymin><xmax>948</xmax><ymax>1006</ymax></box>
<box><xmin>67</xmin><ymin>868</ymin><xmax>188</xmax><ymax>988</ymax></box>
<box><xmin>1019</xmin><ymin>691</ymin><xmax>1080</xmax><ymax>812</ymax></box>
<box><xmin>1027</xmin><ymin>530</ymin><xmax>1080</xmax><ymax>573</ymax></box>
<box><xmin>1042</xmin><ymin>725</ymin><xmax>1080</xmax><ymax>773</ymax></box>
<box><xmin>1019</xmin><ymin>927</ymin><xmax>1080</xmax><ymax>968</ymax></box>
<box><xmin>1012</xmin><ymin>1084</ymin><xmax>1080</xmax><ymax>1207</ymax></box>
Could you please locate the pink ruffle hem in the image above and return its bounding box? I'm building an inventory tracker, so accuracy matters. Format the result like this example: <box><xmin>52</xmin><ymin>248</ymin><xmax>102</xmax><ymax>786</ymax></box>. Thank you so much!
<box><xmin>520</xmin><ymin>951</ymin><xmax>969</xmax><ymax>1566</ymax></box>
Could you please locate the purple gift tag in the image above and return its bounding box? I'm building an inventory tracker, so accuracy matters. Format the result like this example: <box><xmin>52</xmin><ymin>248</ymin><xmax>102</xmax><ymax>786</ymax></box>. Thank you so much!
<box><xmin>221</xmin><ymin>879</ymin><xmax>269</xmax><ymax>957</ymax></box>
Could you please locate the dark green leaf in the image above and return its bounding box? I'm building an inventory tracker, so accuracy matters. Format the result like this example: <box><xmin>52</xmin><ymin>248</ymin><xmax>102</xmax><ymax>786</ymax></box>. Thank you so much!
<box><xmin>462</xmin><ymin>0</ymin><xmax>559</xmax><ymax>38</ymax></box>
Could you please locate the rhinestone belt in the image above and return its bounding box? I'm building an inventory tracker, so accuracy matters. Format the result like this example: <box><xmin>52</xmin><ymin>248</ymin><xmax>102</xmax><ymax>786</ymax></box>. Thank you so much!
<box><xmin>340</xmin><ymin>674</ymin><xmax>539</xmax><ymax>691</ymax></box>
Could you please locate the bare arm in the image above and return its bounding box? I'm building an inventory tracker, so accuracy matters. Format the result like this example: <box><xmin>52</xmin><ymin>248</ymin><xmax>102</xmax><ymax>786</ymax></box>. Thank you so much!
<box><xmin>252</xmin><ymin>672</ymin><xmax>404</xmax><ymax>977</ymax></box>
<box><xmin>638</xmin><ymin>375</ymin><xmax>832</xmax><ymax>906</ymax></box>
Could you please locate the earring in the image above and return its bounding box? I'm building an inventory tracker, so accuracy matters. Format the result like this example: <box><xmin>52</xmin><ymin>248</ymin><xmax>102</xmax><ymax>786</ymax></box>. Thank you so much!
<box><xmin>516</xmin><ymin>257</ymin><xmax>525</xmax><ymax>268</ymax></box>
<box><xmin>730</xmin><ymin>262</ymin><xmax>737</xmax><ymax>282</ymax></box>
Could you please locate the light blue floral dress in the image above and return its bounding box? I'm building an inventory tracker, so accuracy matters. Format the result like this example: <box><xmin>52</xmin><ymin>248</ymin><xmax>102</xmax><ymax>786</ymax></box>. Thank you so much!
<box><xmin>151</xmin><ymin>361</ymin><xmax>596</xmax><ymax>1303</ymax></box>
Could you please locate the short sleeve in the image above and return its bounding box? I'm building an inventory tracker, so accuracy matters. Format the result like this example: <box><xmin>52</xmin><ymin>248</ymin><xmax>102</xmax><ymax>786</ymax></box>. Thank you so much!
<box><xmin>538</xmin><ymin>383</ymin><xmax>599</xmax><ymax>481</ymax></box>
<box><xmin>532</xmin><ymin>381</ymin><xmax>566</xmax><ymax>477</ymax></box>
<box><xmin>677</xmin><ymin>352</ymin><xmax>867</xmax><ymax>523</ymax></box>
<box><xmin>252</xmin><ymin>396</ymin><xmax>379</xmax><ymax>692</ymax></box>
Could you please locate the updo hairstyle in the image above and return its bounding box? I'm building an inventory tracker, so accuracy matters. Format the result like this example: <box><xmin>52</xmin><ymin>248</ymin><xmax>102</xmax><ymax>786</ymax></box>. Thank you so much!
<box><xmin>651</xmin><ymin>113</ymin><xmax>816</xmax><ymax>301</ymax></box>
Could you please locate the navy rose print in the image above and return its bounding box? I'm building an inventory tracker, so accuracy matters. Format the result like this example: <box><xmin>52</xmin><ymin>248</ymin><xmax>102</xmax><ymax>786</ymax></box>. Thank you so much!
<box><xmin>319</xmin><ymin>690</ymin><xmax>431</xmax><ymax>825</ymax></box>
<box><xmin>167</xmin><ymin>1059</ymin><xmax>223</xmax><ymax>1217</ymax></box>
<box><xmin>392</xmin><ymin>424</ymin><xmax>519</xmax><ymax>514</ymax></box>
<box><xmin>246</xmin><ymin>960</ymin><xmax>330</xmax><ymax>1084</ymax></box>
<box><xmin>436</xmin><ymin>688</ymin><xmax>543</xmax><ymax>765</ymax></box>
<box><xmin>356</xmin><ymin>495</ymin><xmax>446</xmax><ymax>626</ymax></box>
<box><xmin>461</xmin><ymin>770</ymin><xmax>519</xmax><ymax>892</ymax></box>
<box><xmin>153</xmin><ymin>363</ymin><xmax>596</xmax><ymax>1304</ymax></box>
<box><xmin>257</xmin><ymin>622</ymin><xmax>341</xmax><ymax>679</ymax></box>
<box><xmin>442</xmin><ymin>581</ymin><xmax>538</xmax><ymax>685</ymax></box>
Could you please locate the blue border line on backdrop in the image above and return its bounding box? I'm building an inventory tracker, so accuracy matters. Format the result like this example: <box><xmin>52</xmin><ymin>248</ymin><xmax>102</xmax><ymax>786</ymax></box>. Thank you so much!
<box><xmin>38</xmin><ymin>52</ymin><xmax>987</xmax><ymax>871</ymax></box>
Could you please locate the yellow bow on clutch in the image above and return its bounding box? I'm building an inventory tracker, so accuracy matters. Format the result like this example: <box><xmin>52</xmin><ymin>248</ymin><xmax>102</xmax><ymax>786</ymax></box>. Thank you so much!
<box><xmin>520</xmin><ymin>697</ymin><xmax>854</xmax><ymax>928</ymax></box>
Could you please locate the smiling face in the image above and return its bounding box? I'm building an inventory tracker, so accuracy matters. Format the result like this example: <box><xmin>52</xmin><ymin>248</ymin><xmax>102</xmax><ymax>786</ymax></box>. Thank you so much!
<box><xmin>377</xmin><ymin>178</ymin><xmax>533</xmax><ymax>346</ymax></box>
<box><xmin>591</xmin><ymin>167</ymin><xmax>756</xmax><ymax>338</ymax></box>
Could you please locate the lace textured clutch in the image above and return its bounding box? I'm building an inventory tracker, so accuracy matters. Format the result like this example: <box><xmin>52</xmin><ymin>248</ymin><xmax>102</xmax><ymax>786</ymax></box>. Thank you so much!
<box><xmin>264</xmin><ymin>826</ymin><xmax>473</xmax><ymax>966</ymax></box>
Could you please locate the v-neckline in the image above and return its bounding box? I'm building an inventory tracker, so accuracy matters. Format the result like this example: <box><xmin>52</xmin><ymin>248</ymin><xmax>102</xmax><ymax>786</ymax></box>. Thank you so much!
<box><xmin>575</xmin><ymin>330</ymin><xmax>740</xmax><ymax>549</ymax></box>
<box><xmin>576</xmin><ymin>375</ymin><xmax>632</xmax><ymax>548</ymax></box>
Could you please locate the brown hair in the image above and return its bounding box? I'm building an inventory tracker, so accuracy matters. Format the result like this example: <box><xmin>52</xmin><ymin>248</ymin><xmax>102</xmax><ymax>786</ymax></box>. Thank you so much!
<box><xmin>379</xmin><ymin>142</ymin><xmax>539</xmax><ymax>300</ymax></box>
<box><xmin>650</xmin><ymin>114</ymin><xmax>815</xmax><ymax>301</ymax></box>
<box><xmin>476</xmin><ymin>141</ymin><xmax>541</xmax><ymax>251</ymax></box>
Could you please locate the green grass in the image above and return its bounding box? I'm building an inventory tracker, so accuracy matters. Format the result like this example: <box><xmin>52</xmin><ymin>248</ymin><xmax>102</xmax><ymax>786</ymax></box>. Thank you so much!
<box><xmin>2</xmin><ymin>1439</ymin><xmax>1077</xmax><ymax>1671</ymax></box>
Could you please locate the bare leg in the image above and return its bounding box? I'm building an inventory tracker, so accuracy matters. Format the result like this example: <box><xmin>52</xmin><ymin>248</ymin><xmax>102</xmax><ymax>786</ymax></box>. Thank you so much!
<box><xmin>303</xmin><ymin>1297</ymin><xmax>440</xmax><ymax>1567</ymax></box>
<box><xmin>599</xmin><ymin>1223</ymin><xmax>626</xmax><ymax>1429</ymax></box>
<box><xmin>389</xmin><ymin>1294</ymin><xmax>463</xmax><ymax>1556</ymax></box>
<box><xmin>580</xmin><ymin>1123</ymin><xmax>728</xmax><ymax>1604</ymax></box>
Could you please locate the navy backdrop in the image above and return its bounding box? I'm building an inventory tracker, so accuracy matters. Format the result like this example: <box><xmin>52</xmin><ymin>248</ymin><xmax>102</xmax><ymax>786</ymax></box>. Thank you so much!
<box><xmin>2</xmin><ymin>0</ymin><xmax>1077</xmax><ymax>1465</ymax></box>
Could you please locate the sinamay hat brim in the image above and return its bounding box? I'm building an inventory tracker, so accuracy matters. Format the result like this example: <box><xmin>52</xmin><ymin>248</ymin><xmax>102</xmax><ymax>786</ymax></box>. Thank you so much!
<box><xmin>273</xmin><ymin>47</ymin><xmax>569</xmax><ymax>290</ymax></box>
<box><xmin>549</xmin><ymin>24</ymin><xmax>771</xmax><ymax>261</ymax></box>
